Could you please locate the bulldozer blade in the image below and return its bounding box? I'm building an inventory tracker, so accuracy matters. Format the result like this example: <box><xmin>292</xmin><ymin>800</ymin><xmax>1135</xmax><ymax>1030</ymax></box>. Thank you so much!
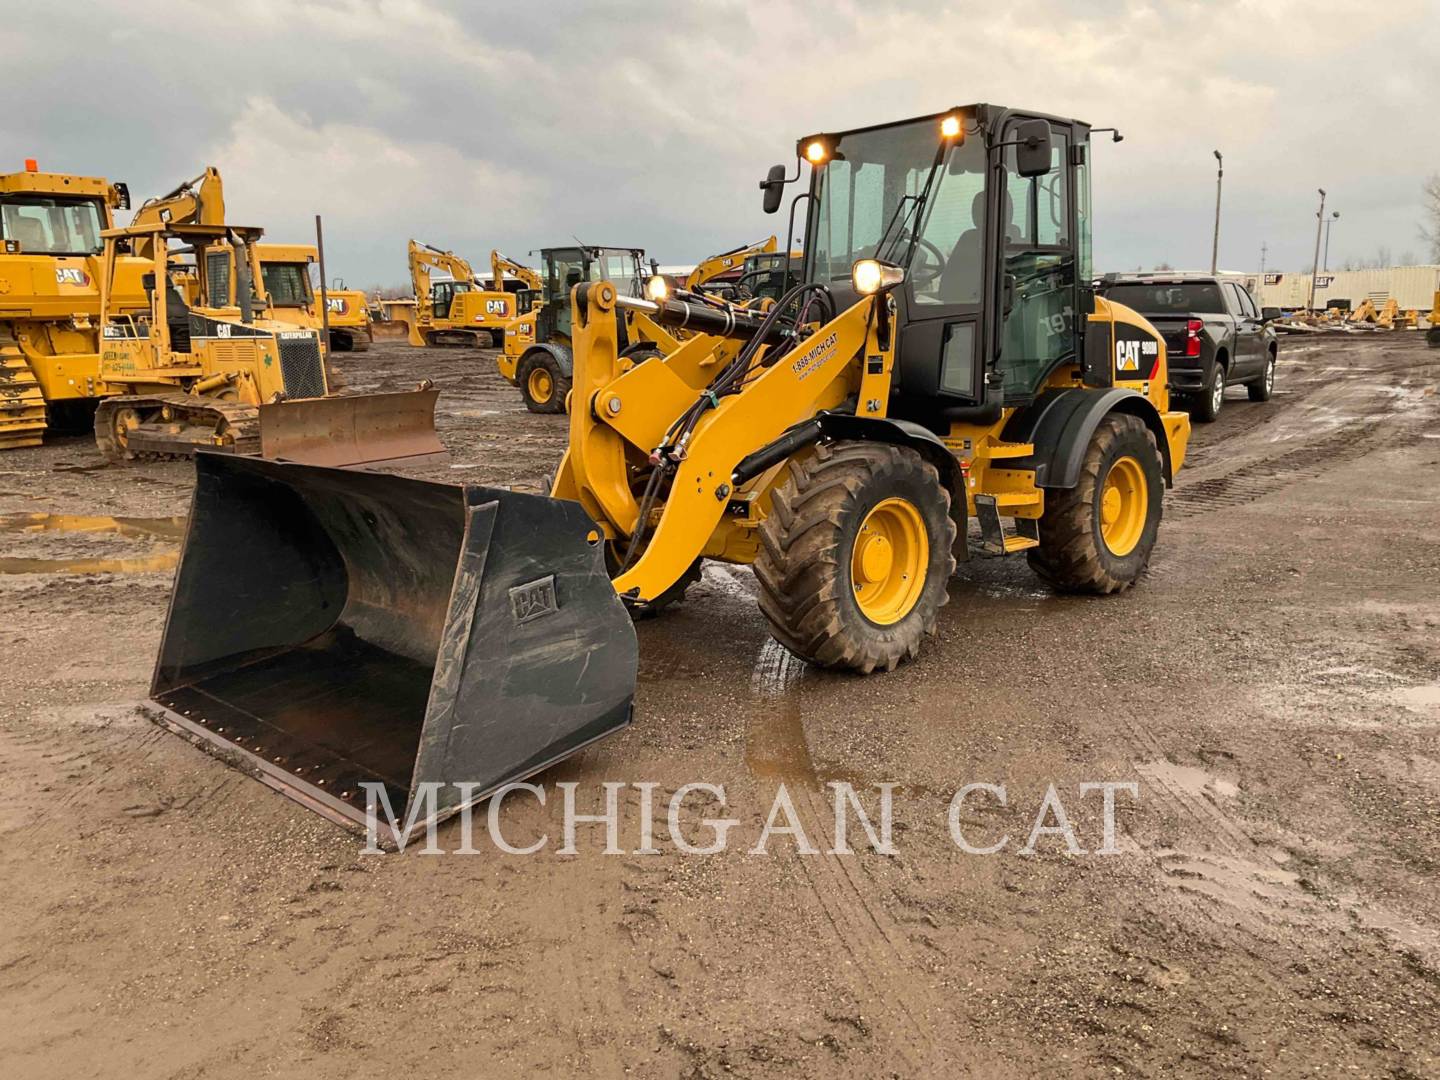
<box><xmin>146</xmin><ymin>453</ymin><xmax>637</xmax><ymax>846</ymax></box>
<box><xmin>258</xmin><ymin>387</ymin><xmax>446</xmax><ymax>467</ymax></box>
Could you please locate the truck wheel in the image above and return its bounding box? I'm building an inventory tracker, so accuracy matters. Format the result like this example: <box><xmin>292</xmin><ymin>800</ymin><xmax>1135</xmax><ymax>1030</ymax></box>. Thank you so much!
<box><xmin>1248</xmin><ymin>352</ymin><xmax>1276</xmax><ymax>402</ymax></box>
<box><xmin>754</xmin><ymin>442</ymin><xmax>956</xmax><ymax>674</ymax></box>
<box><xmin>1027</xmin><ymin>414</ymin><xmax>1163</xmax><ymax>595</ymax></box>
<box><xmin>1190</xmin><ymin>361</ymin><xmax>1224</xmax><ymax>422</ymax></box>
<box><xmin>517</xmin><ymin>349</ymin><xmax>570</xmax><ymax>414</ymax></box>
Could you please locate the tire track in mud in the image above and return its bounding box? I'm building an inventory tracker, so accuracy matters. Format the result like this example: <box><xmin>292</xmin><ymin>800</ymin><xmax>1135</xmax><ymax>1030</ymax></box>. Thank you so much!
<box><xmin>1169</xmin><ymin>344</ymin><xmax>1439</xmax><ymax>520</ymax></box>
<box><xmin>746</xmin><ymin>639</ymin><xmax>945</xmax><ymax>1071</ymax></box>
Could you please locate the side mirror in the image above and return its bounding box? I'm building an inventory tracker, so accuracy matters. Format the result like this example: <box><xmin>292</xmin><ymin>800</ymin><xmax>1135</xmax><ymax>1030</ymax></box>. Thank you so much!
<box><xmin>1261</xmin><ymin>306</ymin><xmax>1282</xmax><ymax>322</ymax></box>
<box><xmin>760</xmin><ymin>164</ymin><xmax>787</xmax><ymax>215</ymax></box>
<box><xmin>1014</xmin><ymin>119</ymin><xmax>1053</xmax><ymax>178</ymax></box>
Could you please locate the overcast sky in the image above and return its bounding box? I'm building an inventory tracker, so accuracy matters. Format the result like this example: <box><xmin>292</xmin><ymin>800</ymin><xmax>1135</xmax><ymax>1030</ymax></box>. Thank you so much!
<box><xmin>8</xmin><ymin>1</ymin><xmax>1436</xmax><ymax>287</ymax></box>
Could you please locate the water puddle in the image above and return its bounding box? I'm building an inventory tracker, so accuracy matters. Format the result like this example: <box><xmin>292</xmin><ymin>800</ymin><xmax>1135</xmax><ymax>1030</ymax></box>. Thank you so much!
<box><xmin>0</xmin><ymin>512</ymin><xmax>187</xmax><ymax>541</ymax></box>
<box><xmin>1390</xmin><ymin>684</ymin><xmax>1440</xmax><ymax>714</ymax></box>
<box><xmin>0</xmin><ymin>552</ymin><xmax>179</xmax><ymax>575</ymax></box>
<box><xmin>0</xmin><ymin>512</ymin><xmax>186</xmax><ymax>575</ymax></box>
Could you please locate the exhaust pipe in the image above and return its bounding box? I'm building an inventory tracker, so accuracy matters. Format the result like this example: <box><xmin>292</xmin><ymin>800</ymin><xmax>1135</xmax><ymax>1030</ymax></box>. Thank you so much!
<box><xmin>146</xmin><ymin>454</ymin><xmax>637</xmax><ymax>846</ymax></box>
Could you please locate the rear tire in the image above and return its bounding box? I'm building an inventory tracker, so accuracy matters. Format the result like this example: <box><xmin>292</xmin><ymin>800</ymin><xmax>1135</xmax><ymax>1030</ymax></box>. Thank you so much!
<box><xmin>1248</xmin><ymin>352</ymin><xmax>1276</xmax><ymax>402</ymax></box>
<box><xmin>1027</xmin><ymin>414</ymin><xmax>1163</xmax><ymax>595</ymax></box>
<box><xmin>1426</xmin><ymin>326</ymin><xmax>1440</xmax><ymax>348</ymax></box>
<box><xmin>518</xmin><ymin>348</ymin><xmax>570</xmax><ymax>414</ymax></box>
<box><xmin>754</xmin><ymin>442</ymin><xmax>956</xmax><ymax>674</ymax></box>
<box><xmin>1189</xmin><ymin>360</ymin><xmax>1225</xmax><ymax>422</ymax></box>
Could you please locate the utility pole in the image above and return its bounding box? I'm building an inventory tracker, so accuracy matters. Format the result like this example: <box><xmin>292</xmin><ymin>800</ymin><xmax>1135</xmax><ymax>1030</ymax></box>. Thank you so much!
<box><xmin>1210</xmin><ymin>150</ymin><xmax>1223</xmax><ymax>274</ymax></box>
<box><xmin>1307</xmin><ymin>189</ymin><xmax>1326</xmax><ymax>312</ymax></box>
<box><xmin>1322</xmin><ymin>210</ymin><xmax>1339</xmax><ymax>272</ymax></box>
<box><xmin>1259</xmin><ymin>241</ymin><xmax>1267</xmax><ymax>277</ymax></box>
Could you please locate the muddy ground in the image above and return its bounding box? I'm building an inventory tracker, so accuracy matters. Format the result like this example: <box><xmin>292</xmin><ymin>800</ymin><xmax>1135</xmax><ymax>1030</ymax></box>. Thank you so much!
<box><xmin>1</xmin><ymin>333</ymin><xmax>1438</xmax><ymax>1078</ymax></box>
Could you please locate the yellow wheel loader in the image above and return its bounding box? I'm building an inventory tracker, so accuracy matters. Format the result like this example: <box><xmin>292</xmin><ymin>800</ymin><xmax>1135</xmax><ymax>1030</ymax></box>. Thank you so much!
<box><xmin>0</xmin><ymin>160</ymin><xmax>147</xmax><ymax>448</ymax></box>
<box><xmin>92</xmin><ymin>215</ymin><xmax>442</xmax><ymax>466</ymax></box>
<box><xmin>143</xmin><ymin>103</ymin><xmax>1189</xmax><ymax>843</ymax></box>
<box><xmin>498</xmin><ymin>244</ymin><xmax>685</xmax><ymax>413</ymax></box>
<box><xmin>407</xmin><ymin>240</ymin><xmax>519</xmax><ymax>348</ymax></box>
<box><xmin>1427</xmin><ymin>290</ymin><xmax>1440</xmax><ymax>348</ymax></box>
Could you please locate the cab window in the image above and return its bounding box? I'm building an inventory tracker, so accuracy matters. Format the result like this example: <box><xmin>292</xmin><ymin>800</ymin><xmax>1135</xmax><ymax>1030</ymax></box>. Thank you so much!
<box><xmin>0</xmin><ymin>196</ymin><xmax>105</xmax><ymax>255</ymax></box>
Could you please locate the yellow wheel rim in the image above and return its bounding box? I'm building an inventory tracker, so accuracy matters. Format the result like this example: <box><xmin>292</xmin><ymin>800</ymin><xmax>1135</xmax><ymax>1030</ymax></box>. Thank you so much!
<box><xmin>850</xmin><ymin>497</ymin><xmax>928</xmax><ymax>625</ymax></box>
<box><xmin>1100</xmin><ymin>455</ymin><xmax>1148</xmax><ymax>557</ymax></box>
<box><xmin>527</xmin><ymin>366</ymin><xmax>554</xmax><ymax>404</ymax></box>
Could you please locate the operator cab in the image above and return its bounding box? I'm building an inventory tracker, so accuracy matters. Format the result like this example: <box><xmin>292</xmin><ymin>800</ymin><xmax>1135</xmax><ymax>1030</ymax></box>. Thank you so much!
<box><xmin>770</xmin><ymin>105</ymin><xmax>1094</xmax><ymax>433</ymax></box>
<box><xmin>540</xmin><ymin>246</ymin><xmax>647</xmax><ymax>339</ymax></box>
<box><xmin>0</xmin><ymin>190</ymin><xmax>107</xmax><ymax>257</ymax></box>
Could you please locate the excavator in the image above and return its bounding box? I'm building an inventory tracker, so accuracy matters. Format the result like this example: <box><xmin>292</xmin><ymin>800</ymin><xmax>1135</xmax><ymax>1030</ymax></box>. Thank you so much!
<box><xmin>0</xmin><ymin>159</ymin><xmax>147</xmax><ymax>448</ymax></box>
<box><xmin>142</xmin><ymin>103</ymin><xmax>1189</xmax><ymax>844</ymax></box>
<box><xmin>490</xmin><ymin>249</ymin><xmax>543</xmax><ymax>311</ymax></box>
<box><xmin>92</xmin><ymin>169</ymin><xmax>441</xmax><ymax>465</ymax></box>
<box><xmin>407</xmin><ymin>240</ymin><xmax>521</xmax><ymax>348</ymax></box>
<box><xmin>683</xmin><ymin>235</ymin><xmax>778</xmax><ymax>294</ymax></box>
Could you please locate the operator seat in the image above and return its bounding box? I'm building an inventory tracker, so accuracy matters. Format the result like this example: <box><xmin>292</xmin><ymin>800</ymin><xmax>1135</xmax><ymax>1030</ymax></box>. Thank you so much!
<box><xmin>164</xmin><ymin>283</ymin><xmax>193</xmax><ymax>353</ymax></box>
<box><xmin>11</xmin><ymin>218</ymin><xmax>48</xmax><ymax>252</ymax></box>
<box><xmin>938</xmin><ymin>190</ymin><xmax>1022</xmax><ymax>304</ymax></box>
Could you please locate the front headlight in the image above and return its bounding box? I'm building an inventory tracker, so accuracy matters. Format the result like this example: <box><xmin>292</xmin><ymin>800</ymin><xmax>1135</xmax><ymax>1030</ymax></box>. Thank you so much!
<box><xmin>851</xmin><ymin>259</ymin><xmax>905</xmax><ymax>296</ymax></box>
<box><xmin>646</xmin><ymin>275</ymin><xmax>670</xmax><ymax>301</ymax></box>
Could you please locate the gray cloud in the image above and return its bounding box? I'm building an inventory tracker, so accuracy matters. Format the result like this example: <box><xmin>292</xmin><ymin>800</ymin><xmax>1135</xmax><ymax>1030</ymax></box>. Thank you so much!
<box><xmin>6</xmin><ymin>0</ymin><xmax>1435</xmax><ymax>286</ymax></box>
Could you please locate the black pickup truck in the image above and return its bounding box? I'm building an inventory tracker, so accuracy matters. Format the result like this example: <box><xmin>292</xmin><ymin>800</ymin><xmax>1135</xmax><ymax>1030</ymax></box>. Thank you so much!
<box><xmin>1097</xmin><ymin>274</ymin><xmax>1278</xmax><ymax>422</ymax></box>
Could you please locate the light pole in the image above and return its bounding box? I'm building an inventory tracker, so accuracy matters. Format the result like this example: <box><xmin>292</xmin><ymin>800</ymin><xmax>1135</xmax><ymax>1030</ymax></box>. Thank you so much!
<box><xmin>1210</xmin><ymin>150</ymin><xmax>1223</xmax><ymax>274</ymax></box>
<box><xmin>1307</xmin><ymin>189</ymin><xmax>1327</xmax><ymax>312</ymax></box>
<box><xmin>1322</xmin><ymin>210</ymin><xmax>1339</xmax><ymax>272</ymax></box>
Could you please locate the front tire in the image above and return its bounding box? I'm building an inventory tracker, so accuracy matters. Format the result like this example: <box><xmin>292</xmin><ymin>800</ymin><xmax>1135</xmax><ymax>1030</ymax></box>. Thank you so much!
<box><xmin>517</xmin><ymin>348</ymin><xmax>571</xmax><ymax>414</ymax></box>
<box><xmin>754</xmin><ymin>442</ymin><xmax>956</xmax><ymax>674</ymax></box>
<box><xmin>1027</xmin><ymin>413</ymin><xmax>1163</xmax><ymax>594</ymax></box>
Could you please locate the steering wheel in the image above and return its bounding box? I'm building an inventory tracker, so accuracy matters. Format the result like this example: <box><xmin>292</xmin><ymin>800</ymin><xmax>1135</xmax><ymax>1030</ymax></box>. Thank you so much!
<box><xmin>903</xmin><ymin>235</ymin><xmax>946</xmax><ymax>289</ymax></box>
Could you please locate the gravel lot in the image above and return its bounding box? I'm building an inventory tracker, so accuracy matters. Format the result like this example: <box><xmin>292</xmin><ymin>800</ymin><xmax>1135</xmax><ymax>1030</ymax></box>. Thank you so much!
<box><xmin>1</xmin><ymin>332</ymin><xmax>1437</xmax><ymax>1078</ymax></box>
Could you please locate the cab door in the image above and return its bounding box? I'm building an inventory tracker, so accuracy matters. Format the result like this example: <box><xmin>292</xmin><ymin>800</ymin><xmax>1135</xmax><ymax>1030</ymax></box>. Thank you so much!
<box><xmin>1225</xmin><ymin>282</ymin><xmax>1262</xmax><ymax>377</ymax></box>
<box><xmin>432</xmin><ymin>281</ymin><xmax>455</xmax><ymax>320</ymax></box>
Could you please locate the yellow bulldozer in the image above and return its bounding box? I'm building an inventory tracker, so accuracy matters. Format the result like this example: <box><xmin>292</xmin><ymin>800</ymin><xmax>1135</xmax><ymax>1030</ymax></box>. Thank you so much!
<box><xmin>406</xmin><ymin>240</ymin><xmax>526</xmax><ymax>348</ymax></box>
<box><xmin>92</xmin><ymin>171</ymin><xmax>441</xmax><ymax>466</ymax></box>
<box><xmin>191</xmin><ymin>242</ymin><xmax>374</xmax><ymax>352</ymax></box>
<box><xmin>142</xmin><ymin>103</ymin><xmax>1190</xmax><ymax>843</ymax></box>
<box><xmin>0</xmin><ymin>159</ymin><xmax>147</xmax><ymax>448</ymax></box>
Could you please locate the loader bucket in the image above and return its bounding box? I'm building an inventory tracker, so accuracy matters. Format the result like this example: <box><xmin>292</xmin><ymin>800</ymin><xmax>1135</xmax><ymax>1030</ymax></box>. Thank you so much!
<box><xmin>147</xmin><ymin>453</ymin><xmax>637</xmax><ymax>846</ymax></box>
<box><xmin>258</xmin><ymin>387</ymin><xmax>446</xmax><ymax>467</ymax></box>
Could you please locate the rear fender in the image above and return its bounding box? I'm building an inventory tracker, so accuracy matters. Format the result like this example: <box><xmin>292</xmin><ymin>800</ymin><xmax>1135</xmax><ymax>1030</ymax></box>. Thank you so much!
<box><xmin>1004</xmin><ymin>387</ymin><xmax>1173</xmax><ymax>489</ymax></box>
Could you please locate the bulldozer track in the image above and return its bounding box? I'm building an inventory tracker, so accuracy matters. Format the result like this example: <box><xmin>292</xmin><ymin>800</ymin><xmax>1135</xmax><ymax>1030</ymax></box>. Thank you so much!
<box><xmin>0</xmin><ymin>334</ymin><xmax>47</xmax><ymax>451</ymax></box>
